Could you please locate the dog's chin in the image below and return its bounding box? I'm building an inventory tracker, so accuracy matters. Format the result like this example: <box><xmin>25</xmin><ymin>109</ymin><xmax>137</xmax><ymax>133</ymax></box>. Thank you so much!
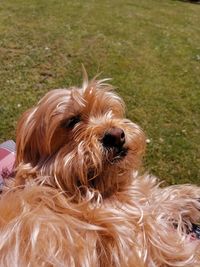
<box><xmin>85</xmin><ymin>148</ymin><xmax>129</xmax><ymax>191</ymax></box>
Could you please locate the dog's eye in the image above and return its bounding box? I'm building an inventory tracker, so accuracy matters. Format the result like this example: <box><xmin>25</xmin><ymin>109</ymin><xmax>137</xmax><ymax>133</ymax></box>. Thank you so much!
<box><xmin>62</xmin><ymin>115</ymin><xmax>81</xmax><ymax>129</ymax></box>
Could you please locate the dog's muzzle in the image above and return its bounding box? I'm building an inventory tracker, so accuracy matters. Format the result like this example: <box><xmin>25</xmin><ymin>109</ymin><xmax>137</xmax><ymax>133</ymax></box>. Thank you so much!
<box><xmin>102</xmin><ymin>127</ymin><xmax>127</xmax><ymax>161</ymax></box>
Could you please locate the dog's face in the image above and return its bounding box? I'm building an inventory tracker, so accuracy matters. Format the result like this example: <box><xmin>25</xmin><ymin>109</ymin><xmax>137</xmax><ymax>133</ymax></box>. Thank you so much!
<box><xmin>16</xmin><ymin>79</ymin><xmax>146</xmax><ymax>197</ymax></box>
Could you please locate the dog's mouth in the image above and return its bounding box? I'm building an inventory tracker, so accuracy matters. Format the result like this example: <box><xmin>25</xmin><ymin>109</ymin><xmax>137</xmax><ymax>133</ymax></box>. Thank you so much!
<box><xmin>105</xmin><ymin>146</ymin><xmax>128</xmax><ymax>164</ymax></box>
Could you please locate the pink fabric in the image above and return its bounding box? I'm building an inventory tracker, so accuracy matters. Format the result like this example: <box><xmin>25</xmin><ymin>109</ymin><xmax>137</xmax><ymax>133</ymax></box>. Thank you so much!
<box><xmin>0</xmin><ymin>140</ymin><xmax>16</xmax><ymax>188</ymax></box>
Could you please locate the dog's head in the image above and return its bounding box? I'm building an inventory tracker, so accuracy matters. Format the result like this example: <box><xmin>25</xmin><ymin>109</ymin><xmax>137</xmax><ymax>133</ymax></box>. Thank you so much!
<box><xmin>16</xmin><ymin>76</ymin><xmax>146</xmax><ymax>197</ymax></box>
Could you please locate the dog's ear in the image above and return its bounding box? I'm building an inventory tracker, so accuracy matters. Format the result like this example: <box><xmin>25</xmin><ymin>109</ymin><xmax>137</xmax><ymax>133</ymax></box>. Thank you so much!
<box><xmin>15</xmin><ymin>106</ymin><xmax>46</xmax><ymax>166</ymax></box>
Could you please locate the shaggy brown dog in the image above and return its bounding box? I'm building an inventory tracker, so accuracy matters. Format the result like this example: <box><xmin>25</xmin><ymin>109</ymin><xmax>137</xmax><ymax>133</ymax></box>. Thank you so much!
<box><xmin>0</xmin><ymin>73</ymin><xmax>200</xmax><ymax>267</ymax></box>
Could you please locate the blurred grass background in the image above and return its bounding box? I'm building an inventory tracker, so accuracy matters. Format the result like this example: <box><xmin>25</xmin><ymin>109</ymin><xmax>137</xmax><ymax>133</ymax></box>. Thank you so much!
<box><xmin>0</xmin><ymin>0</ymin><xmax>200</xmax><ymax>185</ymax></box>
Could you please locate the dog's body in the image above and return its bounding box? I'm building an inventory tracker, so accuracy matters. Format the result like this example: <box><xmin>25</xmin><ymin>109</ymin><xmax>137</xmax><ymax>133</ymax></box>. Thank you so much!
<box><xmin>0</xmin><ymin>76</ymin><xmax>200</xmax><ymax>267</ymax></box>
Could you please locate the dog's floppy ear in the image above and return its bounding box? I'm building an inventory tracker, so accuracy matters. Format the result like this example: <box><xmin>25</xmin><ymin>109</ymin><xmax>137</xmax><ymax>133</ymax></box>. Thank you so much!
<box><xmin>15</xmin><ymin>106</ymin><xmax>46</xmax><ymax>166</ymax></box>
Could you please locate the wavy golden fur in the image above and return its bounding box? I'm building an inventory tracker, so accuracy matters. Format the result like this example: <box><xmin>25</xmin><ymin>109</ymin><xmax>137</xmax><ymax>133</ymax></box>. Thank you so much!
<box><xmin>0</xmin><ymin>74</ymin><xmax>200</xmax><ymax>267</ymax></box>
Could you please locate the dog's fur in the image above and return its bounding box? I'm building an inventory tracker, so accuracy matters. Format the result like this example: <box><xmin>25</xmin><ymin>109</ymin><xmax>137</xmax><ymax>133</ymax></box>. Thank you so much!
<box><xmin>0</xmin><ymin>74</ymin><xmax>200</xmax><ymax>267</ymax></box>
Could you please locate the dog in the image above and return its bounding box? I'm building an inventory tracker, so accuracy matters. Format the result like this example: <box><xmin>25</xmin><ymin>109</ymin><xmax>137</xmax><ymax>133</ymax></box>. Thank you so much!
<box><xmin>0</xmin><ymin>72</ymin><xmax>200</xmax><ymax>267</ymax></box>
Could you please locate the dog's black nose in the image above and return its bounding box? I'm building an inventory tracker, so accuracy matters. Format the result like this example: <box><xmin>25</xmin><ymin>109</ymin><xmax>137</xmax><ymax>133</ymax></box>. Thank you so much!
<box><xmin>102</xmin><ymin>128</ymin><xmax>125</xmax><ymax>148</ymax></box>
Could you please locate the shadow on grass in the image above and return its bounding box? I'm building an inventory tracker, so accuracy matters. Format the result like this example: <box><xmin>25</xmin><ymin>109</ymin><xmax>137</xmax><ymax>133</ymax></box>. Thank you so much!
<box><xmin>175</xmin><ymin>0</ymin><xmax>200</xmax><ymax>3</ymax></box>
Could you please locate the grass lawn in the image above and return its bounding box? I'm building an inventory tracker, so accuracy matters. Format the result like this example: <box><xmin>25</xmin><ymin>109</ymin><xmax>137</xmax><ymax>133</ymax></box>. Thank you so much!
<box><xmin>0</xmin><ymin>0</ymin><xmax>200</xmax><ymax>185</ymax></box>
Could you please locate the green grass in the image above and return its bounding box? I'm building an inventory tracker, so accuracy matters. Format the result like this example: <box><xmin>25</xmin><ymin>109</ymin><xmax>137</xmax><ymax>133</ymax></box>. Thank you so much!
<box><xmin>0</xmin><ymin>0</ymin><xmax>200</xmax><ymax>185</ymax></box>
